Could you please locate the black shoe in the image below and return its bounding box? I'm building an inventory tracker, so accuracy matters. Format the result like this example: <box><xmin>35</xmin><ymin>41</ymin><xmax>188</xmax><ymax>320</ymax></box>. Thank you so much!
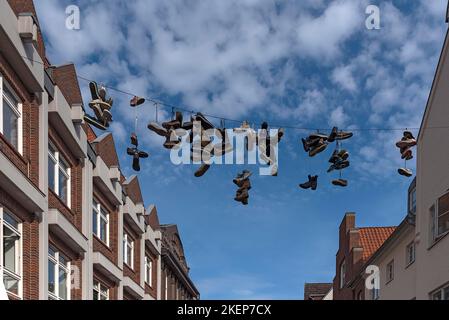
<box><xmin>329</xmin><ymin>150</ymin><xmax>339</xmax><ymax>163</ymax></box>
<box><xmin>310</xmin><ymin>175</ymin><xmax>318</xmax><ymax>190</ymax></box>
<box><xmin>148</xmin><ymin>122</ymin><xmax>169</xmax><ymax>137</ymax></box>
<box><xmin>301</xmin><ymin>138</ymin><xmax>310</xmax><ymax>152</ymax></box>
<box><xmin>328</xmin><ymin>127</ymin><xmax>338</xmax><ymax>143</ymax></box>
<box><xmin>132</xmin><ymin>155</ymin><xmax>141</xmax><ymax>172</ymax></box>
<box><xmin>195</xmin><ymin>164</ymin><xmax>211</xmax><ymax>177</ymax></box>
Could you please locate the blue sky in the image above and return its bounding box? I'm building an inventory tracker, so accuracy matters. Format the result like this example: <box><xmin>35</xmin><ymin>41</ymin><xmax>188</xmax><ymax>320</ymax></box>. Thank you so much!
<box><xmin>35</xmin><ymin>0</ymin><xmax>448</xmax><ymax>299</ymax></box>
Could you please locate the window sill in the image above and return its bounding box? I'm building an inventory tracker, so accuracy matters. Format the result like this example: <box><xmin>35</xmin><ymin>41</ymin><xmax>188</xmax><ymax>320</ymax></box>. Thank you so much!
<box><xmin>405</xmin><ymin>260</ymin><xmax>415</xmax><ymax>270</ymax></box>
<box><xmin>124</xmin><ymin>263</ymin><xmax>135</xmax><ymax>273</ymax></box>
<box><xmin>428</xmin><ymin>231</ymin><xmax>449</xmax><ymax>250</ymax></box>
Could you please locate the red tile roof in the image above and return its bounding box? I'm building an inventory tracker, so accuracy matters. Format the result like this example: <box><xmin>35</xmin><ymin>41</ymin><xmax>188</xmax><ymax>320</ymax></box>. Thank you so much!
<box><xmin>359</xmin><ymin>227</ymin><xmax>396</xmax><ymax>261</ymax></box>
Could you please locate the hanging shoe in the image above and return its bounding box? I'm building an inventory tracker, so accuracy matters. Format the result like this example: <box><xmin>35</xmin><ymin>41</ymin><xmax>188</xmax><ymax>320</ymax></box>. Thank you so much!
<box><xmin>162</xmin><ymin>119</ymin><xmax>181</xmax><ymax>130</ymax></box>
<box><xmin>98</xmin><ymin>85</ymin><xmax>107</xmax><ymax>101</ymax></box>
<box><xmin>338</xmin><ymin>150</ymin><xmax>349</xmax><ymax>161</ymax></box>
<box><xmin>301</xmin><ymin>138</ymin><xmax>311</xmax><ymax>152</ymax></box>
<box><xmin>261</xmin><ymin>122</ymin><xmax>269</xmax><ymax>131</ymax></box>
<box><xmin>131</xmin><ymin>133</ymin><xmax>138</xmax><ymax>147</ymax></box>
<box><xmin>329</xmin><ymin>150</ymin><xmax>339</xmax><ymax>163</ymax></box>
<box><xmin>336</xmin><ymin>131</ymin><xmax>353</xmax><ymax>141</ymax></box>
<box><xmin>89</xmin><ymin>81</ymin><xmax>101</xmax><ymax>101</ymax></box>
<box><xmin>277</xmin><ymin>128</ymin><xmax>285</xmax><ymax>142</ymax></box>
<box><xmin>401</xmin><ymin>148</ymin><xmax>413</xmax><ymax>160</ymax></box>
<box><xmin>309</xmin><ymin>139</ymin><xmax>327</xmax><ymax>157</ymax></box>
<box><xmin>234</xmin><ymin>189</ymin><xmax>249</xmax><ymax>202</ymax></box>
<box><xmin>101</xmin><ymin>109</ymin><xmax>113</xmax><ymax>127</ymax></box>
<box><xmin>398</xmin><ymin>168</ymin><xmax>413</xmax><ymax>177</ymax></box>
<box><xmin>241</xmin><ymin>198</ymin><xmax>249</xmax><ymax>206</ymax></box>
<box><xmin>237</xmin><ymin>179</ymin><xmax>252</xmax><ymax>192</ymax></box>
<box><xmin>396</xmin><ymin>138</ymin><xmax>417</xmax><ymax>149</ymax></box>
<box><xmin>132</xmin><ymin>154</ymin><xmax>141</xmax><ymax>172</ymax></box>
<box><xmin>403</xmin><ymin>131</ymin><xmax>415</xmax><ymax>140</ymax></box>
<box><xmin>233</xmin><ymin>170</ymin><xmax>252</xmax><ymax>186</ymax></box>
<box><xmin>182</xmin><ymin>121</ymin><xmax>194</xmax><ymax>131</ymax></box>
<box><xmin>195</xmin><ymin>164</ymin><xmax>211</xmax><ymax>177</ymax></box>
<box><xmin>332</xmin><ymin>179</ymin><xmax>348</xmax><ymax>187</ymax></box>
<box><xmin>84</xmin><ymin>114</ymin><xmax>107</xmax><ymax>131</ymax></box>
<box><xmin>300</xmin><ymin>175</ymin><xmax>317</xmax><ymax>190</ymax></box>
<box><xmin>130</xmin><ymin>96</ymin><xmax>145</xmax><ymax>107</ymax></box>
<box><xmin>310</xmin><ymin>175</ymin><xmax>318</xmax><ymax>190</ymax></box>
<box><xmin>163</xmin><ymin>133</ymin><xmax>181</xmax><ymax>150</ymax></box>
<box><xmin>327</xmin><ymin>127</ymin><xmax>338</xmax><ymax>143</ymax></box>
<box><xmin>328</xmin><ymin>160</ymin><xmax>350</xmax><ymax>173</ymax></box>
<box><xmin>148</xmin><ymin>122</ymin><xmax>169</xmax><ymax>137</ymax></box>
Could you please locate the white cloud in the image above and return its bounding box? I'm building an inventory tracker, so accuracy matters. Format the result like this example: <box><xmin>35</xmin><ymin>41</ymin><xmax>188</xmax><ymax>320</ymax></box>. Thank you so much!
<box><xmin>332</xmin><ymin>65</ymin><xmax>357</xmax><ymax>91</ymax></box>
<box><xmin>329</xmin><ymin>106</ymin><xmax>349</xmax><ymax>127</ymax></box>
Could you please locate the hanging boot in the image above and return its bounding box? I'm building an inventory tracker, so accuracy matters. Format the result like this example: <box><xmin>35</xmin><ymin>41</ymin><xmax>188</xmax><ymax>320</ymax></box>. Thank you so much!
<box><xmin>234</xmin><ymin>189</ymin><xmax>249</xmax><ymax>203</ymax></box>
<box><xmin>299</xmin><ymin>176</ymin><xmax>312</xmax><ymax>189</ymax></box>
<box><xmin>195</xmin><ymin>164</ymin><xmax>211</xmax><ymax>177</ymax></box>
<box><xmin>403</xmin><ymin>131</ymin><xmax>415</xmax><ymax>140</ymax></box>
<box><xmin>193</xmin><ymin>113</ymin><xmax>215</xmax><ymax>130</ymax></box>
<box><xmin>130</xmin><ymin>96</ymin><xmax>145</xmax><ymax>107</ymax></box>
<box><xmin>131</xmin><ymin>133</ymin><xmax>138</xmax><ymax>147</ymax></box>
<box><xmin>398</xmin><ymin>168</ymin><xmax>413</xmax><ymax>177</ymax></box>
<box><xmin>233</xmin><ymin>170</ymin><xmax>252</xmax><ymax>186</ymax></box>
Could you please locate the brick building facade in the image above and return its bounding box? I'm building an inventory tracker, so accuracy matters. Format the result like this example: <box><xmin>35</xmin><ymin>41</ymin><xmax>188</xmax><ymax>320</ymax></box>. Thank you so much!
<box><xmin>0</xmin><ymin>0</ymin><xmax>199</xmax><ymax>300</ymax></box>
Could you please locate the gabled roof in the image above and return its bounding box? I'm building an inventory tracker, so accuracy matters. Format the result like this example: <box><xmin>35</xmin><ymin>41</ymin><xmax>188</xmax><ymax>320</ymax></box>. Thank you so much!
<box><xmin>146</xmin><ymin>205</ymin><xmax>160</xmax><ymax>230</ymax></box>
<box><xmin>359</xmin><ymin>227</ymin><xmax>396</xmax><ymax>261</ymax></box>
<box><xmin>52</xmin><ymin>64</ymin><xmax>84</xmax><ymax>106</ymax></box>
<box><xmin>91</xmin><ymin>132</ymin><xmax>120</xmax><ymax>169</ymax></box>
<box><xmin>304</xmin><ymin>283</ymin><xmax>332</xmax><ymax>300</ymax></box>
<box><xmin>122</xmin><ymin>175</ymin><xmax>144</xmax><ymax>205</ymax></box>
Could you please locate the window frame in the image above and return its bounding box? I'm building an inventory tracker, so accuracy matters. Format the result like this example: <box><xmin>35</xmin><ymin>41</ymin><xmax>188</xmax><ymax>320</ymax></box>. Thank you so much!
<box><xmin>48</xmin><ymin>142</ymin><xmax>71</xmax><ymax>208</ymax></box>
<box><xmin>93</xmin><ymin>280</ymin><xmax>109</xmax><ymax>300</ymax></box>
<box><xmin>145</xmin><ymin>256</ymin><xmax>153</xmax><ymax>286</ymax></box>
<box><xmin>431</xmin><ymin>283</ymin><xmax>449</xmax><ymax>300</ymax></box>
<box><xmin>406</xmin><ymin>242</ymin><xmax>415</xmax><ymax>267</ymax></box>
<box><xmin>0</xmin><ymin>76</ymin><xmax>23</xmax><ymax>154</ymax></box>
<box><xmin>92</xmin><ymin>199</ymin><xmax>110</xmax><ymax>246</ymax></box>
<box><xmin>339</xmin><ymin>259</ymin><xmax>346</xmax><ymax>289</ymax></box>
<box><xmin>0</xmin><ymin>208</ymin><xmax>23</xmax><ymax>299</ymax></box>
<box><xmin>47</xmin><ymin>246</ymin><xmax>71</xmax><ymax>301</ymax></box>
<box><xmin>409</xmin><ymin>187</ymin><xmax>416</xmax><ymax>215</ymax></box>
<box><xmin>386</xmin><ymin>260</ymin><xmax>394</xmax><ymax>284</ymax></box>
<box><xmin>123</xmin><ymin>233</ymin><xmax>134</xmax><ymax>269</ymax></box>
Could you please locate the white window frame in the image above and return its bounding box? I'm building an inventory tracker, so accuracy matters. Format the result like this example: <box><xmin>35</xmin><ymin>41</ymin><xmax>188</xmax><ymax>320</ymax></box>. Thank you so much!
<box><xmin>93</xmin><ymin>280</ymin><xmax>109</xmax><ymax>300</ymax></box>
<box><xmin>145</xmin><ymin>256</ymin><xmax>153</xmax><ymax>286</ymax></box>
<box><xmin>0</xmin><ymin>76</ymin><xmax>23</xmax><ymax>155</ymax></box>
<box><xmin>123</xmin><ymin>233</ymin><xmax>134</xmax><ymax>269</ymax></box>
<box><xmin>386</xmin><ymin>260</ymin><xmax>394</xmax><ymax>283</ymax></box>
<box><xmin>48</xmin><ymin>142</ymin><xmax>71</xmax><ymax>208</ymax></box>
<box><xmin>406</xmin><ymin>242</ymin><xmax>415</xmax><ymax>266</ymax></box>
<box><xmin>92</xmin><ymin>199</ymin><xmax>109</xmax><ymax>246</ymax></box>
<box><xmin>339</xmin><ymin>259</ymin><xmax>346</xmax><ymax>289</ymax></box>
<box><xmin>48</xmin><ymin>246</ymin><xmax>71</xmax><ymax>300</ymax></box>
<box><xmin>0</xmin><ymin>208</ymin><xmax>23</xmax><ymax>299</ymax></box>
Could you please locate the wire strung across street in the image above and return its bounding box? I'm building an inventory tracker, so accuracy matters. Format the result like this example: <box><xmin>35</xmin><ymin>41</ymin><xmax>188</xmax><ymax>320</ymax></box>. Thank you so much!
<box><xmin>22</xmin><ymin>54</ymin><xmax>437</xmax><ymax>133</ymax></box>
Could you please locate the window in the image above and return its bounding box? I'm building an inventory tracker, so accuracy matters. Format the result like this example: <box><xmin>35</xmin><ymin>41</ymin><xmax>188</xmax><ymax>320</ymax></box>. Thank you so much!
<box><xmin>0</xmin><ymin>76</ymin><xmax>23</xmax><ymax>154</ymax></box>
<box><xmin>48</xmin><ymin>246</ymin><xmax>70</xmax><ymax>300</ymax></box>
<box><xmin>431</xmin><ymin>284</ymin><xmax>449</xmax><ymax>300</ymax></box>
<box><xmin>48</xmin><ymin>143</ymin><xmax>71</xmax><ymax>207</ymax></box>
<box><xmin>145</xmin><ymin>256</ymin><xmax>153</xmax><ymax>286</ymax></box>
<box><xmin>92</xmin><ymin>200</ymin><xmax>109</xmax><ymax>245</ymax></box>
<box><xmin>406</xmin><ymin>242</ymin><xmax>415</xmax><ymax>266</ymax></box>
<box><xmin>386</xmin><ymin>260</ymin><xmax>394</xmax><ymax>283</ymax></box>
<box><xmin>0</xmin><ymin>208</ymin><xmax>22</xmax><ymax>298</ymax></box>
<box><xmin>93</xmin><ymin>280</ymin><xmax>109</xmax><ymax>300</ymax></box>
<box><xmin>339</xmin><ymin>259</ymin><xmax>346</xmax><ymax>289</ymax></box>
<box><xmin>435</xmin><ymin>192</ymin><xmax>449</xmax><ymax>238</ymax></box>
<box><xmin>123</xmin><ymin>233</ymin><xmax>134</xmax><ymax>269</ymax></box>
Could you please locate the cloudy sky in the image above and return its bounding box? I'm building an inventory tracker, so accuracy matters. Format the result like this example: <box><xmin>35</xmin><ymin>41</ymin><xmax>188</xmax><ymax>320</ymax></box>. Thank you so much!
<box><xmin>35</xmin><ymin>0</ymin><xmax>448</xmax><ymax>299</ymax></box>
